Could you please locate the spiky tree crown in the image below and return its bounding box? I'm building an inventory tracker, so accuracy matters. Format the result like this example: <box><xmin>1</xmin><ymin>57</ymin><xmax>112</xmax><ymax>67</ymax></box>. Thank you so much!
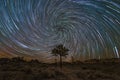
<box><xmin>51</xmin><ymin>44</ymin><xmax>69</xmax><ymax>56</ymax></box>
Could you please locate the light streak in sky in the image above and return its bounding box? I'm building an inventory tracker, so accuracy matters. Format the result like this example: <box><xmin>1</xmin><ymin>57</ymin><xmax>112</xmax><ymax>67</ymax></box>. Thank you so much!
<box><xmin>0</xmin><ymin>0</ymin><xmax>120</xmax><ymax>61</ymax></box>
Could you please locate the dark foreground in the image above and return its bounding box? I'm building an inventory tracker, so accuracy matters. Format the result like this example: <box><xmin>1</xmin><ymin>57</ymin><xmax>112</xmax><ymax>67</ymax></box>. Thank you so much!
<box><xmin>0</xmin><ymin>58</ymin><xmax>120</xmax><ymax>80</ymax></box>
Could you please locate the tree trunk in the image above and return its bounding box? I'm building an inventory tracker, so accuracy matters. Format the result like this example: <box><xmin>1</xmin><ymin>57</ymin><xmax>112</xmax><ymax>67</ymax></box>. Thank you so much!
<box><xmin>60</xmin><ymin>55</ymin><xmax>62</xmax><ymax>69</ymax></box>
<box><xmin>55</xmin><ymin>57</ymin><xmax>57</xmax><ymax>67</ymax></box>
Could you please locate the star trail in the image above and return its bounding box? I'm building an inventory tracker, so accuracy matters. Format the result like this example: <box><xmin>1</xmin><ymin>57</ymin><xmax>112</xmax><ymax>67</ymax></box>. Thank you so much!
<box><xmin>0</xmin><ymin>0</ymin><xmax>120</xmax><ymax>62</ymax></box>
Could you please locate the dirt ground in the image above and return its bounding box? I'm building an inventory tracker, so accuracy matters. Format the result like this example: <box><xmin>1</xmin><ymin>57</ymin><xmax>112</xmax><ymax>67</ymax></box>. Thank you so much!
<box><xmin>0</xmin><ymin>58</ymin><xmax>120</xmax><ymax>80</ymax></box>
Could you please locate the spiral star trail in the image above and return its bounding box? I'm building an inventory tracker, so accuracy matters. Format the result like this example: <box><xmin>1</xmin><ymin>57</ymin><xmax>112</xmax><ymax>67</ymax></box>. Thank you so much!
<box><xmin>0</xmin><ymin>0</ymin><xmax>120</xmax><ymax>62</ymax></box>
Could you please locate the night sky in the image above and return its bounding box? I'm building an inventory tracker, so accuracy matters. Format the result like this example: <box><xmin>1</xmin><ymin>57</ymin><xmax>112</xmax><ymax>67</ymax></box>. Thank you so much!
<box><xmin>0</xmin><ymin>0</ymin><xmax>120</xmax><ymax>62</ymax></box>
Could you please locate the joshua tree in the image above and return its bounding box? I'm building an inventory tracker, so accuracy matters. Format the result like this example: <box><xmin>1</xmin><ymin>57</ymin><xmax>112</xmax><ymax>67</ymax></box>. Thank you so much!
<box><xmin>51</xmin><ymin>44</ymin><xmax>69</xmax><ymax>69</ymax></box>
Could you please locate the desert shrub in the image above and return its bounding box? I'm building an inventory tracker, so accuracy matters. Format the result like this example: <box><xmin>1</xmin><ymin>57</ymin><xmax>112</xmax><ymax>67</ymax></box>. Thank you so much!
<box><xmin>11</xmin><ymin>57</ymin><xmax>25</xmax><ymax>62</ymax></box>
<box><xmin>29</xmin><ymin>59</ymin><xmax>39</xmax><ymax>63</ymax></box>
<box><xmin>0</xmin><ymin>58</ymin><xmax>11</xmax><ymax>65</ymax></box>
<box><xmin>22</xmin><ymin>68</ymin><xmax>32</xmax><ymax>74</ymax></box>
<box><xmin>76</xmin><ymin>72</ymin><xmax>86</xmax><ymax>79</ymax></box>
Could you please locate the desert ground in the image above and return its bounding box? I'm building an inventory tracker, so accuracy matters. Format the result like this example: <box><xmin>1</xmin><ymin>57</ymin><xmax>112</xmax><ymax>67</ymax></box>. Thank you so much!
<box><xmin>0</xmin><ymin>57</ymin><xmax>120</xmax><ymax>80</ymax></box>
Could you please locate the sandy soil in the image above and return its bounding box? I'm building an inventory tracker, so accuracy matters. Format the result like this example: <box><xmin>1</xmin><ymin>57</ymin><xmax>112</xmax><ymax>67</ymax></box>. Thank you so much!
<box><xmin>0</xmin><ymin>58</ymin><xmax>120</xmax><ymax>80</ymax></box>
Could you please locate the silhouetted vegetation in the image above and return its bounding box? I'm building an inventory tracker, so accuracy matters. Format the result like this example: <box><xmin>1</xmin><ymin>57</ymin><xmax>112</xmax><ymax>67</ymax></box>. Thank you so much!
<box><xmin>11</xmin><ymin>57</ymin><xmax>24</xmax><ymax>62</ymax></box>
<box><xmin>0</xmin><ymin>57</ymin><xmax>120</xmax><ymax>80</ymax></box>
<box><xmin>51</xmin><ymin>44</ymin><xmax>69</xmax><ymax>69</ymax></box>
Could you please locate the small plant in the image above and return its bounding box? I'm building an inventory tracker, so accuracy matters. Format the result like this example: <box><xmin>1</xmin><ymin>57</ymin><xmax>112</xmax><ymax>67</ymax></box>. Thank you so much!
<box><xmin>11</xmin><ymin>57</ymin><xmax>24</xmax><ymax>62</ymax></box>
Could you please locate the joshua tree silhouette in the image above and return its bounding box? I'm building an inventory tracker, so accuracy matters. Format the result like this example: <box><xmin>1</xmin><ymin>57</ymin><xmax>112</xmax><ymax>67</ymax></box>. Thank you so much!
<box><xmin>51</xmin><ymin>44</ymin><xmax>69</xmax><ymax>69</ymax></box>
